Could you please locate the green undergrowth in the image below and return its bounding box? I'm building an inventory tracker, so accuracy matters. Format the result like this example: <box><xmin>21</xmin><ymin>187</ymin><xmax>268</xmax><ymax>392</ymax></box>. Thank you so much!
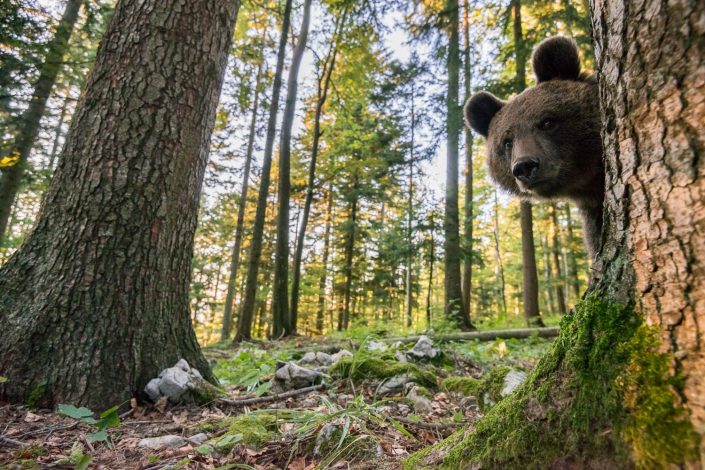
<box><xmin>446</xmin><ymin>335</ymin><xmax>554</xmax><ymax>368</ymax></box>
<box><xmin>329</xmin><ymin>355</ymin><xmax>437</xmax><ymax>388</ymax></box>
<box><xmin>196</xmin><ymin>412</ymin><xmax>279</xmax><ymax>453</ymax></box>
<box><xmin>442</xmin><ymin>366</ymin><xmax>511</xmax><ymax>411</ymax></box>
<box><xmin>405</xmin><ymin>295</ymin><xmax>698</xmax><ymax>469</ymax></box>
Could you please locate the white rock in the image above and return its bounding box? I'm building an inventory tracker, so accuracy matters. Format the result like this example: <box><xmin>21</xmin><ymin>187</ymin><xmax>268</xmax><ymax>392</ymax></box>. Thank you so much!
<box><xmin>273</xmin><ymin>362</ymin><xmax>324</xmax><ymax>391</ymax></box>
<box><xmin>377</xmin><ymin>374</ymin><xmax>415</xmax><ymax>395</ymax></box>
<box><xmin>500</xmin><ymin>370</ymin><xmax>527</xmax><ymax>397</ymax></box>
<box><xmin>407</xmin><ymin>336</ymin><xmax>440</xmax><ymax>360</ymax></box>
<box><xmin>330</xmin><ymin>349</ymin><xmax>353</xmax><ymax>363</ymax></box>
<box><xmin>159</xmin><ymin>367</ymin><xmax>192</xmax><ymax>401</ymax></box>
<box><xmin>175</xmin><ymin>359</ymin><xmax>191</xmax><ymax>372</ymax></box>
<box><xmin>191</xmin><ymin>368</ymin><xmax>203</xmax><ymax>380</ymax></box>
<box><xmin>406</xmin><ymin>386</ymin><xmax>433</xmax><ymax>414</ymax></box>
<box><xmin>145</xmin><ymin>378</ymin><xmax>162</xmax><ymax>401</ymax></box>
<box><xmin>188</xmin><ymin>433</ymin><xmax>208</xmax><ymax>445</ymax></box>
<box><xmin>366</xmin><ymin>340</ymin><xmax>388</xmax><ymax>352</ymax></box>
<box><xmin>138</xmin><ymin>435</ymin><xmax>187</xmax><ymax>450</ymax></box>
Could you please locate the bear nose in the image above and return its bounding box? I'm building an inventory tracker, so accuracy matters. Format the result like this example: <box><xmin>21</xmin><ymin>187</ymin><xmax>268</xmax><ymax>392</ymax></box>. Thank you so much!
<box><xmin>512</xmin><ymin>158</ymin><xmax>540</xmax><ymax>182</ymax></box>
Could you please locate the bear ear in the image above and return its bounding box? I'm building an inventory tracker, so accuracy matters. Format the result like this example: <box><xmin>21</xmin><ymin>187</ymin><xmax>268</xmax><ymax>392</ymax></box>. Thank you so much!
<box><xmin>532</xmin><ymin>36</ymin><xmax>581</xmax><ymax>83</ymax></box>
<box><xmin>464</xmin><ymin>92</ymin><xmax>505</xmax><ymax>138</ymax></box>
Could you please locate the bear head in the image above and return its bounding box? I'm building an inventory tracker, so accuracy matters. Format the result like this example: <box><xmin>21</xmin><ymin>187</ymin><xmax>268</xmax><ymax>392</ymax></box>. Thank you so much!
<box><xmin>464</xmin><ymin>36</ymin><xmax>603</xmax><ymax>204</ymax></box>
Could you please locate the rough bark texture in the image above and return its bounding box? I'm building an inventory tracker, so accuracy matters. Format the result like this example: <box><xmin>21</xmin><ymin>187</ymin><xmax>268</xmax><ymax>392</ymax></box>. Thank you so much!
<box><xmin>221</xmin><ymin>60</ymin><xmax>264</xmax><ymax>341</ymax></box>
<box><xmin>0</xmin><ymin>0</ymin><xmax>239</xmax><ymax>409</ymax></box>
<box><xmin>520</xmin><ymin>201</ymin><xmax>543</xmax><ymax>326</ymax></box>
<box><xmin>443</xmin><ymin>0</ymin><xmax>472</xmax><ymax>329</ymax></box>
<box><xmin>271</xmin><ymin>0</ymin><xmax>312</xmax><ymax>338</ymax></box>
<box><xmin>406</xmin><ymin>0</ymin><xmax>705</xmax><ymax>466</ymax></box>
<box><xmin>235</xmin><ymin>0</ymin><xmax>293</xmax><ymax>342</ymax></box>
<box><xmin>0</xmin><ymin>0</ymin><xmax>81</xmax><ymax>243</ymax></box>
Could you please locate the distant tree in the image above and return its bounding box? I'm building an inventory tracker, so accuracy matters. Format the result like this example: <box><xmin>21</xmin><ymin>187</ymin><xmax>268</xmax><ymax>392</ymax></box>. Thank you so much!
<box><xmin>0</xmin><ymin>0</ymin><xmax>239</xmax><ymax>409</ymax></box>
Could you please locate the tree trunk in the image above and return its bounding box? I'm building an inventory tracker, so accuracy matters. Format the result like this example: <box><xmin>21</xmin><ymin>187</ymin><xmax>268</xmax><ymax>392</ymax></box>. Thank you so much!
<box><xmin>291</xmin><ymin>10</ymin><xmax>344</xmax><ymax>333</ymax></box>
<box><xmin>443</xmin><ymin>0</ymin><xmax>473</xmax><ymax>330</ymax></box>
<box><xmin>406</xmin><ymin>0</ymin><xmax>705</xmax><ymax>466</ymax></box>
<box><xmin>549</xmin><ymin>203</ymin><xmax>567</xmax><ymax>315</ymax></box>
<box><xmin>0</xmin><ymin>0</ymin><xmax>81</xmax><ymax>244</ymax></box>
<box><xmin>541</xmin><ymin>234</ymin><xmax>556</xmax><ymax>315</ymax></box>
<box><xmin>341</xmin><ymin>192</ymin><xmax>358</xmax><ymax>330</ymax></box>
<box><xmin>315</xmin><ymin>184</ymin><xmax>333</xmax><ymax>333</ymax></box>
<box><xmin>461</xmin><ymin>0</ymin><xmax>474</xmax><ymax>320</ymax></box>
<box><xmin>406</xmin><ymin>85</ymin><xmax>416</xmax><ymax>328</ymax></box>
<box><xmin>564</xmin><ymin>203</ymin><xmax>581</xmax><ymax>300</ymax></box>
<box><xmin>492</xmin><ymin>189</ymin><xmax>507</xmax><ymax>313</ymax></box>
<box><xmin>426</xmin><ymin>215</ymin><xmax>435</xmax><ymax>328</ymax></box>
<box><xmin>235</xmin><ymin>0</ymin><xmax>293</xmax><ymax>342</ymax></box>
<box><xmin>0</xmin><ymin>0</ymin><xmax>239</xmax><ymax>410</ymax></box>
<box><xmin>47</xmin><ymin>91</ymin><xmax>70</xmax><ymax>173</ymax></box>
<box><xmin>220</xmin><ymin>60</ymin><xmax>264</xmax><ymax>341</ymax></box>
<box><xmin>271</xmin><ymin>0</ymin><xmax>313</xmax><ymax>338</ymax></box>
<box><xmin>520</xmin><ymin>200</ymin><xmax>543</xmax><ymax>326</ymax></box>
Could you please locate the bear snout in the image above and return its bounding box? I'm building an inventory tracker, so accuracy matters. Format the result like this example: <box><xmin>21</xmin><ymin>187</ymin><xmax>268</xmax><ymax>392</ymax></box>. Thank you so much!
<box><xmin>512</xmin><ymin>157</ymin><xmax>540</xmax><ymax>183</ymax></box>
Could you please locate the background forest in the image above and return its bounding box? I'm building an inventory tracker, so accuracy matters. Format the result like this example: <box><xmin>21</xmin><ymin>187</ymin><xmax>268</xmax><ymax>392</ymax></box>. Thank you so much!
<box><xmin>1</xmin><ymin>0</ymin><xmax>592</xmax><ymax>343</ymax></box>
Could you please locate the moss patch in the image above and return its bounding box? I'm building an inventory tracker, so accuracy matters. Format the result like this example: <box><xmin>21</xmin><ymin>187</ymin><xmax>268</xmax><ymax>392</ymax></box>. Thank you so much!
<box><xmin>405</xmin><ymin>295</ymin><xmax>698</xmax><ymax>469</ymax></box>
<box><xmin>205</xmin><ymin>412</ymin><xmax>279</xmax><ymax>453</ymax></box>
<box><xmin>442</xmin><ymin>366</ymin><xmax>511</xmax><ymax>411</ymax></box>
<box><xmin>330</xmin><ymin>356</ymin><xmax>437</xmax><ymax>388</ymax></box>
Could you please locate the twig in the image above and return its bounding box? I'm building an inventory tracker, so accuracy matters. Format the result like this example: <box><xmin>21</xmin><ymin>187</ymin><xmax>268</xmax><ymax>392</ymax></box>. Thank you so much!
<box><xmin>218</xmin><ymin>384</ymin><xmax>324</xmax><ymax>407</ymax></box>
<box><xmin>14</xmin><ymin>422</ymin><xmax>78</xmax><ymax>439</ymax></box>
<box><xmin>123</xmin><ymin>419</ymin><xmax>173</xmax><ymax>426</ymax></box>
<box><xmin>0</xmin><ymin>435</ymin><xmax>25</xmax><ymax>447</ymax></box>
<box><xmin>392</xmin><ymin>416</ymin><xmax>467</xmax><ymax>430</ymax></box>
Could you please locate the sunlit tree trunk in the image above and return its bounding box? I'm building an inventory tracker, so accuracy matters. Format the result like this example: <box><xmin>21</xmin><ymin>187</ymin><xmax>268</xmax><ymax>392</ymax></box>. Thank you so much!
<box><xmin>549</xmin><ymin>203</ymin><xmax>567</xmax><ymax>315</ymax></box>
<box><xmin>406</xmin><ymin>85</ymin><xmax>416</xmax><ymax>328</ymax></box>
<box><xmin>271</xmin><ymin>0</ymin><xmax>313</xmax><ymax>338</ymax></box>
<box><xmin>315</xmin><ymin>184</ymin><xmax>333</xmax><ymax>333</ymax></box>
<box><xmin>220</xmin><ymin>60</ymin><xmax>264</xmax><ymax>341</ymax></box>
<box><xmin>235</xmin><ymin>0</ymin><xmax>293</xmax><ymax>342</ymax></box>
<box><xmin>461</xmin><ymin>0</ymin><xmax>474</xmax><ymax>320</ymax></box>
<box><xmin>492</xmin><ymin>189</ymin><xmax>507</xmax><ymax>313</ymax></box>
<box><xmin>0</xmin><ymin>0</ymin><xmax>81</xmax><ymax>244</ymax></box>
<box><xmin>0</xmin><ymin>0</ymin><xmax>239</xmax><ymax>409</ymax></box>
<box><xmin>341</xmin><ymin>189</ymin><xmax>358</xmax><ymax>330</ymax></box>
<box><xmin>564</xmin><ymin>203</ymin><xmax>581</xmax><ymax>299</ymax></box>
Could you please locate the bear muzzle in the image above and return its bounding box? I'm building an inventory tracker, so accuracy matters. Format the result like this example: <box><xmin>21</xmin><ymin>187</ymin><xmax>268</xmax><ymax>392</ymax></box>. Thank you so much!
<box><xmin>512</xmin><ymin>157</ymin><xmax>540</xmax><ymax>184</ymax></box>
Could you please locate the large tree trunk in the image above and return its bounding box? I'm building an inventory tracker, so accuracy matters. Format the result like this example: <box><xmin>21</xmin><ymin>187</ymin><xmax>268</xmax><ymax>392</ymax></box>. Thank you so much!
<box><xmin>235</xmin><ymin>0</ymin><xmax>293</xmax><ymax>342</ymax></box>
<box><xmin>220</xmin><ymin>60</ymin><xmax>264</xmax><ymax>341</ymax></box>
<box><xmin>0</xmin><ymin>0</ymin><xmax>239</xmax><ymax>410</ymax></box>
<box><xmin>0</xmin><ymin>0</ymin><xmax>81</xmax><ymax>244</ymax></box>
<box><xmin>271</xmin><ymin>0</ymin><xmax>313</xmax><ymax>338</ymax></box>
<box><xmin>406</xmin><ymin>0</ymin><xmax>705</xmax><ymax>467</ymax></box>
<box><xmin>443</xmin><ymin>0</ymin><xmax>473</xmax><ymax>329</ymax></box>
<box><xmin>290</xmin><ymin>4</ymin><xmax>343</xmax><ymax>334</ymax></box>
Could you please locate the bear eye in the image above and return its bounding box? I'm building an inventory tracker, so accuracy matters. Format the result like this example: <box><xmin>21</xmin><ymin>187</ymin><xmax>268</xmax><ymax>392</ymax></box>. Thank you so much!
<box><xmin>540</xmin><ymin>118</ymin><xmax>557</xmax><ymax>131</ymax></box>
<box><xmin>503</xmin><ymin>139</ymin><xmax>513</xmax><ymax>152</ymax></box>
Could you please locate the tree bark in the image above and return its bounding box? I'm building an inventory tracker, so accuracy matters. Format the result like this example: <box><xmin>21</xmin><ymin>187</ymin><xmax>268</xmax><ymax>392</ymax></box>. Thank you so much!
<box><xmin>0</xmin><ymin>0</ymin><xmax>81</xmax><ymax>244</ymax></box>
<box><xmin>271</xmin><ymin>0</ymin><xmax>313</xmax><ymax>338</ymax></box>
<box><xmin>220</xmin><ymin>59</ymin><xmax>264</xmax><ymax>341</ymax></box>
<box><xmin>461</xmin><ymin>0</ymin><xmax>474</xmax><ymax>319</ymax></box>
<box><xmin>443</xmin><ymin>0</ymin><xmax>473</xmax><ymax>329</ymax></box>
<box><xmin>549</xmin><ymin>203</ymin><xmax>567</xmax><ymax>315</ymax></box>
<box><xmin>492</xmin><ymin>189</ymin><xmax>507</xmax><ymax>313</ymax></box>
<box><xmin>406</xmin><ymin>0</ymin><xmax>705</xmax><ymax>466</ymax></box>
<box><xmin>406</xmin><ymin>85</ymin><xmax>416</xmax><ymax>328</ymax></box>
<box><xmin>341</xmin><ymin>191</ymin><xmax>358</xmax><ymax>330</ymax></box>
<box><xmin>290</xmin><ymin>9</ymin><xmax>344</xmax><ymax>333</ymax></box>
<box><xmin>315</xmin><ymin>184</ymin><xmax>333</xmax><ymax>333</ymax></box>
<box><xmin>563</xmin><ymin>203</ymin><xmax>581</xmax><ymax>299</ymax></box>
<box><xmin>0</xmin><ymin>0</ymin><xmax>239</xmax><ymax>409</ymax></box>
<box><xmin>235</xmin><ymin>0</ymin><xmax>293</xmax><ymax>342</ymax></box>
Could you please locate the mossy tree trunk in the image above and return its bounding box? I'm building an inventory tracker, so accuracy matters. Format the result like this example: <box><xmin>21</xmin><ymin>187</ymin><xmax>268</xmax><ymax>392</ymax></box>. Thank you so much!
<box><xmin>0</xmin><ymin>0</ymin><xmax>240</xmax><ymax>410</ymax></box>
<box><xmin>406</xmin><ymin>0</ymin><xmax>705</xmax><ymax>467</ymax></box>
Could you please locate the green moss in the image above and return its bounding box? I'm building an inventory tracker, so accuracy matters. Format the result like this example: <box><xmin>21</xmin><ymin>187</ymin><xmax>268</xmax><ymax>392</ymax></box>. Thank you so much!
<box><xmin>25</xmin><ymin>382</ymin><xmax>49</xmax><ymax>409</ymax></box>
<box><xmin>405</xmin><ymin>295</ymin><xmax>698</xmax><ymax>469</ymax></box>
<box><xmin>441</xmin><ymin>376</ymin><xmax>480</xmax><ymax>396</ymax></box>
<box><xmin>441</xmin><ymin>367</ymin><xmax>512</xmax><ymax>411</ymax></box>
<box><xmin>206</xmin><ymin>412</ymin><xmax>279</xmax><ymax>452</ymax></box>
<box><xmin>13</xmin><ymin>444</ymin><xmax>46</xmax><ymax>459</ymax></box>
<box><xmin>329</xmin><ymin>356</ymin><xmax>437</xmax><ymax>388</ymax></box>
<box><xmin>184</xmin><ymin>379</ymin><xmax>225</xmax><ymax>405</ymax></box>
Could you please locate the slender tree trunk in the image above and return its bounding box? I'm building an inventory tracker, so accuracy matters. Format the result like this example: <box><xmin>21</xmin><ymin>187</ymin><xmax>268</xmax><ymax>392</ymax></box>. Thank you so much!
<box><xmin>0</xmin><ymin>0</ymin><xmax>81</xmax><ymax>244</ymax></box>
<box><xmin>564</xmin><ymin>203</ymin><xmax>581</xmax><ymax>299</ymax></box>
<box><xmin>235</xmin><ymin>0</ymin><xmax>293</xmax><ymax>342</ymax></box>
<box><xmin>342</xmin><ymin>192</ymin><xmax>358</xmax><ymax>330</ymax></box>
<box><xmin>426</xmin><ymin>216</ymin><xmax>435</xmax><ymax>328</ymax></box>
<box><xmin>408</xmin><ymin>0</ymin><xmax>705</xmax><ymax>465</ymax></box>
<box><xmin>220</xmin><ymin>60</ymin><xmax>264</xmax><ymax>341</ymax></box>
<box><xmin>47</xmin><ymin>92</ymin><xmax>70</xmax><ymax>173</ymax></box>
<box><xmin>541</xmin><ymin>234</ymin><xmax>556</xmax><ymax>314</ymax></box>
<box><xmin>0</xmin><ymin>0</ymin><xmax>239</xmax><ymax>409</ymax></box>
<box><xmin>271</xmin><ymin>0</ymin><xmax>313</xmax><ymax>338</ymax></box>
<box><xmin>406</xmin><ymin>85</ymin><xmax>416</xmax><ymax>328</ymax></box>
<box><xmin>549</xmin><ymin>203</ymin><xmax>567</xmax><ymax>315</ymax></box>
<box><xmin>461</xmin><ymin>0</ymin><xmax>474</xmax><ymax>320</ymax></box>
<box><xmin>291</xmin><ymin>12</ymin><xmax>344</xmax><ymax>331</ymax></box>
<box><xmin>315</xmin><ymin>184</ymin><xmax>333</xmax><ymax>333</ymax></box>
<box><xmin>444</xmin><ymin>0</ymin><xmax>472</xmax><ymax>329</ymax></box>
<box><xmin>492</xmin><ymin>189</ymin><xmax>507</xmax><ymax>313</ymax></box>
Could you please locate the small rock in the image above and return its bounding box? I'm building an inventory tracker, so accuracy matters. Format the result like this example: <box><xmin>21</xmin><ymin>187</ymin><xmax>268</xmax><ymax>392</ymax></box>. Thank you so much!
<box><xmin>175</xmin><ymin>359</ymin><xmax>191</xmax><ymax>372</ymax></box>
<box><xmin>187</xmin><ymin>433</ymin><xmax>208</xmax><ymax>445</ymax></box>
<box><xmin>377</xmin><ymin>374</ymin><xmax>415</xmax><ymax>395</ymax></box>
<box><xmin>395</xmin><ymin>351</ymin><xmax>409</xmax><ymax>362</ymax></box>
<box><xmin>406</xmin><ymin>386</ymin><xmax>433</xmax><ymax>414</ymax></box>
<box><xmin>158</xmin><ymin>367</ymin><xmax>192</xmax><ymax>401</ymax></box>
<box><xmin>397</xmin><ymin>403</ymin><xmax>411</xmax><ymax>416</ymax></box>
<box><xmin>273</xmin><ymin>362</ymin><xmax>324</xmax><ymax>391</ymax></box>
<box><xmin>138</xmin><ymin>435</ymin><xmax>187</xmax><ymax>450</ymax></box>
<box><xmin>299</xmin><ymin>351</ymin><xmax>334</xmax><ymax>367</ymax></box>
<box><xmin>406</xmin><ymin>335</ymin><xmax>440</xmax><ymax>360</ymax></box>
<box><xmin>500</xmin><ymin>370</ymin><xmax>527</xmax><ymax>397</ymax></box>
<box><xmin>366</xmin><ymin>340</ymin><xmax>388</xmax><ymax>352</ymax></box>
<box><xmin>145</xmin><ymin>378</ymin><xmax>162</xmax><ymax>401</ymax></box>
<box><xmin>330</xmin><ymin>349</ymin><xmax>353</xmax><ymax>363</ymax></box>
<box><xmin>191</xmin><ymin>368</ymin><xmax>203</xmax><ymax>380</ymax></box>
<box><xmin>313</xmin><ymin>423</ymin><xmax>340</xmax><ymax>456</ymax></box>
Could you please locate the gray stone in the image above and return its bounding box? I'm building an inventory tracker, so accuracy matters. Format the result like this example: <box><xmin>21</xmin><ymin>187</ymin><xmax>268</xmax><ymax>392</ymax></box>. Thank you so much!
<box><xmin>145</xmin><ymin>378</ymin><xmax>162</xmax><ymax>401</ymax></box>
<box><xmin>376</xmin><ymin>374</ymin><xmax>415</xmax><ymax>395</ymax></box>
<box><xmin>406</xmin><ymin>335</ymin><xmax>440</xmax><ymax>360</ymax></box>
<box><xmin>158</xmin><ymin>367</ymin><xmax>192</xmax><ymax>401</ymax></box>
<box><xmin>330</xmin><ymin>349</ymin><xmax>353</xmax><ymax>363</ymax></box>
<box><xmin>395</xmin><ymin>351</ymin><xmax>409</xmax><ymax>362</ymax></box>
<box><xmin>191</xmin><ymin>368</ymin><xmax>203</xmax><ymax>380</ymax></box>
<box><xmin>313</xmin><ymin>423</ymin><xmax>339</xmax><ymax>456</ymax></box>
<box><xmin>273</xmin><ymin>362</ymin><xmax>324</xmax><ymax>391</ymax></box>
<box><xmin>138</xmin><ymin>435</ymin><xmax>187</xmax><ymax>450</ymax></box>
<box><xmin>366</xmin><ymin>340</ymin><xmax>388</xmax><ymax>352</ymax></box>
<box><xmin>187</xmin><ymin>433</ymin><xmax>208</xmax><ymax>445</ymax></box>
<box><xmin>175</xmin><ymin>359</ymin><xmax>191</xmax><ymax>372</ymax></box>
<box><xmin>299</xmin><ymin>351</ymin><xmax>334</xmax><ymax>367</ymax></box>
<box><xmin>500</xmin><ymin>370</ymin><xmax>527</xmax><ymax>397</ymax></box>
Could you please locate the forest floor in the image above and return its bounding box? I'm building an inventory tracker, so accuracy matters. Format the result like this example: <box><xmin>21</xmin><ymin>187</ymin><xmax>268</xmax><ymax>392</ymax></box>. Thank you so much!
<box><xmin>0</xmin><ymin>332</ymin><xmax>554</xmax><ymax>470</ymax></box>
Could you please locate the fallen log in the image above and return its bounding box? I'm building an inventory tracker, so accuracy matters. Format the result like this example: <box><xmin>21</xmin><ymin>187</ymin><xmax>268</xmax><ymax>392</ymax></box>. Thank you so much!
<box><xmin>385</xmin><ymin>327</ymin><xmax>560</xmax><ymax>345</ymax></box>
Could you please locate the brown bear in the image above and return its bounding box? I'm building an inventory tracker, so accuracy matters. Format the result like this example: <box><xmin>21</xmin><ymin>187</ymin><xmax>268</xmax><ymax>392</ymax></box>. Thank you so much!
<box><xmin>464</xmin><ymin>36</ymin><xmax>603</xmax><ymax>259</ymax></box>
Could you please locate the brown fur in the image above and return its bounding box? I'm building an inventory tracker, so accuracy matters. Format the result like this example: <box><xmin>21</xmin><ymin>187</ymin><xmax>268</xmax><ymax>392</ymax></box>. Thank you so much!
<box><xmin>465</xmin><ymin>36</ymin><xmax>604</xmax><ymax>258</ymax></box>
